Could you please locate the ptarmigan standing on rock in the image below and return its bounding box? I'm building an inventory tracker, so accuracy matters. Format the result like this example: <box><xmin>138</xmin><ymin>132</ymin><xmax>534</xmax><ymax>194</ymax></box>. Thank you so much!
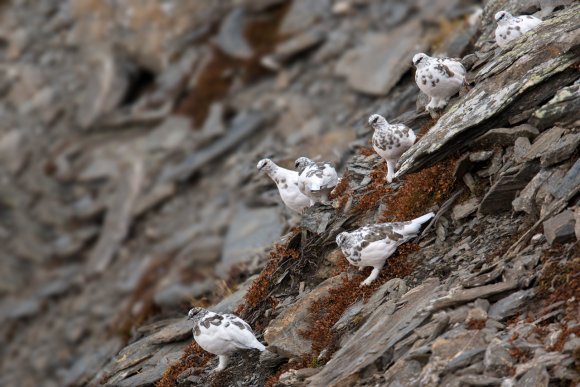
<box><xmin>494</xmin><ymin>11</ymin><xmax>542</xmax><ymax>49</ymax></box>
<box><xmin>412</xmin><ymin>53</ymin><xmax>466</xmax><ymax>111</ymax></box>
<box><xmin>257</xmin><ymin>159</ymin><xmax>310</xmax><ymax>213</ymax></box>
<box><xmin>187</xmin><ymin>307</ymin><xmax>266</xmax><ymax>373</ymax></box>
<box><xmin>369</xmin><ymin>114</ymin><xmax>416</xmax><ymax>183</ymax></box>
<box><xmin>295</xmin><ymin>157</ymin><xmax>339</xmax><ymax>205</ymax></box>
<box><xmin>336</xmin><ymin>212</ymin><xmax>434</xmax><ymax>286</ymax></box>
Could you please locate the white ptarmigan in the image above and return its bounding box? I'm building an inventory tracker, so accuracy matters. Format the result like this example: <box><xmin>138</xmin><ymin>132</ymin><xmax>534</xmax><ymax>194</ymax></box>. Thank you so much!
<box><xmin>295</xmin><ymin>157</ymin><xmax>339</xmax><ymax>205</ymax></box>
<box><xmin>187</xmin><ymin>307</ymin><xmax>266</xmax><ymax>372</ymax></box>
<box><xmin>257</xmin><ymin>159</ymin><xmax>310</xmax><ymax>213</ymax></box>
<box><xmin>412</xmin><ymin>53</ymin><xmax>466</xmax><ymax>111</ymax></box>
<box><xmin>494</xmin><ymin>11</ymin><xmax>542</xmax><ymax>49</ymax></box>
<box><xmin>369</xmin><ymin>114</ymin><xmax>416</xmax><ymax>183</ymax></box>
<box><xmin>336</xmin><ymin>212</ymin><xmax>434</xmax><ymax>286</ymax></box>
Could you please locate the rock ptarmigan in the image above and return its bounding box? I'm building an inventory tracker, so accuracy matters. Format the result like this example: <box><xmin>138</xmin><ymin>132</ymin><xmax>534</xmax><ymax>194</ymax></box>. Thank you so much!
<box><xmin>412</xmin><ymin>53</ymin><xmax>466</xmax><ymax>111</ymax></box>
<box><xmin>187</xmin><ymin>307</ymin><xmax>266</xmax><ymax>372</ymax></box>
<box><xmin>336</xmin><ymin>212</ymin><xmax>434</xmax><ymax>286</ymax></box>
<box><xmin>295</xmin><ymin>157</ymin><xmax>339</xmax><ymax>205</ymax></box>
<box><xmin>494</xmin><ymin>11</ymin><xmax>542</xmax><ymax>49</ymax></box>
<box><xmin>257</xmin><ymin>159</ymin><xmax>310</xmax><ymax>213</ymax></box>
<box><xmin>369</xmin><ymin>114</ymin><xmax>416</xmax><ymax>183</ymax></box>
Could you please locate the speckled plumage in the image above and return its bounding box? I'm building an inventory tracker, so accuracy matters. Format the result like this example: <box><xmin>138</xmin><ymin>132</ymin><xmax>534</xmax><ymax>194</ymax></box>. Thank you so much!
<box><xmin>412</xmin><ymin>53</ymin><xmax>466</xmax><ymax>111</ymax></box>
<box><xmin>369</xmin><ymin>114</ymin><xmax>416</xmax><ymax>183</ymax></box>
<box><xmin>187</xmin><ymin>307</ymin><xmax>265</xmax><ymax>372</ymax></box>
<box><xmin>494</xmin><ymin>11</ymin><xmax>542</xmax><ymax>49</ymax></box>
<box><xmin>336</xmin><ymin>212</ymin><xmax>434</xmax><ymax>286</ymax></box>
<box><xmin>295</xmin><ymin>157</ymin><xmax>339</xmax><ymax>205</ymax></box>
<box><xmin>257</xmin><ymin>159</ymin><xmax>310</xmax><ymax>213</ymax></box>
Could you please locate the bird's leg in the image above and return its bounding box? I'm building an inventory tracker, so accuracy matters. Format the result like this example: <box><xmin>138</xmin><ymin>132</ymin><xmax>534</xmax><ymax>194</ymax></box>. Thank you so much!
<box><xmin>309</xmin><ymin>199</ymin><xmax>315</xmax><ymax>206</ymax></box>
<box><xmin>321</xmin><ymin>192</ymin><xmax>329</xmax><ymax>203</ymax></box>
<box><xmin>386</xmin><ymin>160</ymin><xmax>396</xmax><ymax>183</ymax></box>
<box><xmin>360</xmin><ymin>266</ymin><xmax>382</xmax><ymax>287</ymax></box>
<box><xmin>426</xmin><ymin>98</ymin><xmax>436</xmax><ymax>111</ymax></box>
<box><xmin>212</xmin><ymin>355</ymin><xmax>229</xmax><ymax>373</ymax></box>
<box><xmin>437</xmin><ymin>97</ymin><xmax>449</xmax><ymax>109</ymax></box>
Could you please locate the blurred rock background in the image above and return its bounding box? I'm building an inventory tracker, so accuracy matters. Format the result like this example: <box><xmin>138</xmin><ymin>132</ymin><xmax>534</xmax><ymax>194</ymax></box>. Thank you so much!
<box><xmin>0</xmin><ymin>0</ymin><xmax>577</xmax><ymax>386</ymax></box>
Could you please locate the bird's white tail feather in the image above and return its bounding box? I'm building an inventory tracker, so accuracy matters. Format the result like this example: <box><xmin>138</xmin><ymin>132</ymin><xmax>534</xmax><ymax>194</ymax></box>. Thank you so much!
<box><xmin>413</xmin><ymin>212</ymin><xmax>435</xmax><ymax>225</ymax></box>
<box><xmin>254</xmin><ymin>341</ymin><xmax>266</xmax><ymax>351</ymax></box>
<box><xmin>402</xmin><ymin>212</ymin><xmax>435</xmax><ymax>237</ymax></box>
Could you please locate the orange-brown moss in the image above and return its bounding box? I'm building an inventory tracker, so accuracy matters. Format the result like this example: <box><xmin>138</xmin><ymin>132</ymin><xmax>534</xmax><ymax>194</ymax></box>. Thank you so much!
<box><xmin>300</xmin><ymin>243</ymin><xmax>418</xmax><ymax>359</ymax></box>
<box><xmin>156</xmin><ymin>341</ymin><xmax>211</xmax><ymax>387</ymax></box>
<box><xmin>352</xmin><ymin>162</ymin><xmax>392</xmax><ymax>214</ymax></box>
<box><xmin>466</xmin><ymin>319</ymin><xmax>486</xmax><ymax>330</ymax></box>
<box><xmin>379</xmin><ymin>158</ymin><xmax>456</xmax><ymax>222</ymax></box>
<box><xmin>508</xmin><ymin>346</ymin><xmax>533</xmax><ymax>364</ymax></box>
<box><xmin>535</xmin><ymin>247</ymin><xmax>579</xmax><ymax>322</ymax></box>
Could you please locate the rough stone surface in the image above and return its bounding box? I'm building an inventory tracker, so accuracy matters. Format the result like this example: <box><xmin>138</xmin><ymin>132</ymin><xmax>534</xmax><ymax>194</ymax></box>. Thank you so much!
<box><xmin>479</xmin><ymin>162</ymin><xmax>541</xmax><ymax>214</ymax></box>
<box><xmin>452</xmin><ymin>198</ymin><xmax>480</xmax><ymax>222</ymax></box>
<box><xmin>307</xmin><ymin>278</ymin><xmax>439</xmax><ymax>386</ymax></box>
<box><xmin>543</xmin><ymin>210</ymin><xmax>577</xmax><ymax>245</ymax></box>
<box><xmin>397</xmin><ymin>6</ymin><xmax>580</xmax><ymax>176</ymax></box>
<box><xmin>488</xmin><ymin>289</ymin><xmax>534</xmax><ymax>321</ymax></box>
<box><xmin>335</xmin><ymin>22</ymin><xmax>426</xmax><ymax>95</ymax></box>
<box><xmin>472</xmin><ymin>124</ymin><xmax>539</xmax><ymax>148</ymax></box>
<box><xmin>264</xmin><ymin>275</ymin><xmax>346</xmax><ymax>358</ymax></box>
<box><xmin>219</xmin><ymin>206</ymin><xmax>284</xmax><ymax>276</ymax></box>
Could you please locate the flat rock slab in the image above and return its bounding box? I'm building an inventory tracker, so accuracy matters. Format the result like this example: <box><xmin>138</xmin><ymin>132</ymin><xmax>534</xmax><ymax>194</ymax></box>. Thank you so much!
<box><xmin>307</xmin><ymin>278</ymin><xmax>440</xmax><ymax>387</ymax></box>
<box><xmin>543</xmin><ymin>209</ymin><xmax>577</xmax><ymax>245</ymax></box>
<box><xmin>264</xmin><ymin>274</ymin><xmax>347</xmax><ymax>358</ymax></box>
<box><xmin>530</xmin><ymin>83</ymin><xmax>580</xmax><ymax>130</ymax></box>
<box><xmin>432</xmin><ymin>280</ymin><xmax>519</xmax><ymax>311</ymax></box>
<box><xmin>335</xmin><ymin>21</ymin><xmax>427</xmax><ymax>96</ymax></box>
<box><xmin>472</xmin><ymin>124</ymin><xmax>539</xmax><ymax>149</ymax></box>
<box><xmin>218</xmin><ymin>205</ymin><xmax>284</xmax><ymax>276</ymax></box>
<box><xmin>396</xmin><ymin>5</ymin><xmax>580</xmax><ymax>177</ymax></box>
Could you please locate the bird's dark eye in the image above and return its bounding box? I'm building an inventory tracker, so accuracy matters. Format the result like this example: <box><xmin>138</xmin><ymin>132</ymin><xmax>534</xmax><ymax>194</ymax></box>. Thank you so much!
<box><xmin>498</xmin><ymin>13</ymin><xmax>506</xmax><ymax>21</ymax></box>
<box><xmin>415</xmin><ymin>57</ymin><xmax>423</xmax><ymax>65</ymax></box>
<box><xmin>372</xmin><ymin>117</ymin><xmax>379</xmax><ymax>124</ymax></box>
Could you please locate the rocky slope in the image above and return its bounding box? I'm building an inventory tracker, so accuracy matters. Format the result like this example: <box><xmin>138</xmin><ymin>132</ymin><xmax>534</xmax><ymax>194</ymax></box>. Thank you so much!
<box><xmin>0</xmin><ymin>0</ymin><xmax>578</xmax><ymax>387</ymax></box>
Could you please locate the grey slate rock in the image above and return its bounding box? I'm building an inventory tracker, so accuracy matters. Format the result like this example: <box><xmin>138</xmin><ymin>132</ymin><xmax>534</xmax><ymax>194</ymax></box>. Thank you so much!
<box><xmin>397</xmin><ymin>6</ymin><xmax>580</xmax><ymax>177</ymax></box>
<box><xmin>214</xmin><ymin>8</ymin><xmax>253</xmax><ymax>60</ymax></box>
<box><xmin>488</xmin><ymin>289</ymin><xmax>534</xmax><ymax>321</ymax></box>
<box><xmin>479</xmin><ymin>162</ymin><xmax>541</xmax><ymax>214</ymax></box>
<box><xmin>515</xmin><ymin>365</ymin><xmax>549</xmax><ymax>387</ymax></box>
<box><xmin>530</xmin><ymin>82</ymin><xmax>580</xmax><ymax>130</ymax></box>
<box><xmin>472</xmin><ymin>124</ymin><xmax>539</xmax><ymax>149</ymax></box>
<box><xmin>543</xmin><ymin>209</ymin><xmax>577</xmax><ymax>245</ymax></box>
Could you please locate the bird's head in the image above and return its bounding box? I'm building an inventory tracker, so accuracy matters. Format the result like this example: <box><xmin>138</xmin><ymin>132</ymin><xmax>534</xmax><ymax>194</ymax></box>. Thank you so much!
<box><xmin>336</xmin><ymin>232</ymin><xmax>348</xmax><ymax>247</ymax></box>
<box><xmin>368</xmin><ymin>114</ymin><xmax>387</xmax><ymax>129</ymax></box>
<box><xmin>294</xmin><ymin>157</ymin><xmax>312</xmax><ymax>172</ymax></box>
<box><xmin>495</xmin><ymin>11</ymin><xmax>511</xmax><ymax>24</ymax></box>
<box><xmin>412</xmin><ymin>53</ymin><xmax>429</xmax><ymax>68</ymax></box>
<box><xmin>257</xmin><ymin>158</ymin><xmax>274</xmax><ymax>172</ymax></box>
<box><xmin>187</xmin><ymin>307</ymin><xmax>203</xmax><ymax>320</ymax></box>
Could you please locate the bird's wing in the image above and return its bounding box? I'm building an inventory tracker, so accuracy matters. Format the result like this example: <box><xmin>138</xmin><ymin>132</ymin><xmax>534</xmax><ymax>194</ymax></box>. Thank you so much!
<box><xmin>221</xmin><ymin>314</ymin><xmax>264</xmax><ymax>350</ymax></box>
<box><xmin>442</xmin><ymin>59</ymin><xmax>466</xmax><ymax>78</ymax></box>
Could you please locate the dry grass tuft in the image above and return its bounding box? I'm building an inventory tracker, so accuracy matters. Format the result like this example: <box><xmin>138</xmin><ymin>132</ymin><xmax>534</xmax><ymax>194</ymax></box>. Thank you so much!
<box><xmin>156</xmin><ymin>341</ymin><xmax>211</xmax><ymax>387</ymax></box>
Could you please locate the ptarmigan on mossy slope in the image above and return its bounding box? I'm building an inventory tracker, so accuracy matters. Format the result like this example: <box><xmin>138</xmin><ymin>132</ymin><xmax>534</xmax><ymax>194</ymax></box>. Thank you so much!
<box><xmin>257</xmin><ymin>159</ymin><xmax>310</xmax><ymax>213</ymax></box>
<box><xmin>336</xmin><ymin>213</ymin><xmax>434</xmax><ymax>286</ymax></box>
<box><xmin>412</xmin><ymin>53</ymin><xmax>466</xmax><ymax>111</ymax></box>
<box><xmin>494</xmin><ymin>11</ymin><xmax>542</xmax><ymax>49</ymax></box>
<box><xmin>369</xmin><ymin>114</ymin><xmax>416</xmax><ymax>183</ymax></box>
<box><xmin>295</xmin><ymin>157</ymin><xmax>339</xmax><ymax>205</ymax></box>
<box><xmin>187</xmin><ymin>307</ymin><xmax>266</xmax><ymax>373</ymax></box>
